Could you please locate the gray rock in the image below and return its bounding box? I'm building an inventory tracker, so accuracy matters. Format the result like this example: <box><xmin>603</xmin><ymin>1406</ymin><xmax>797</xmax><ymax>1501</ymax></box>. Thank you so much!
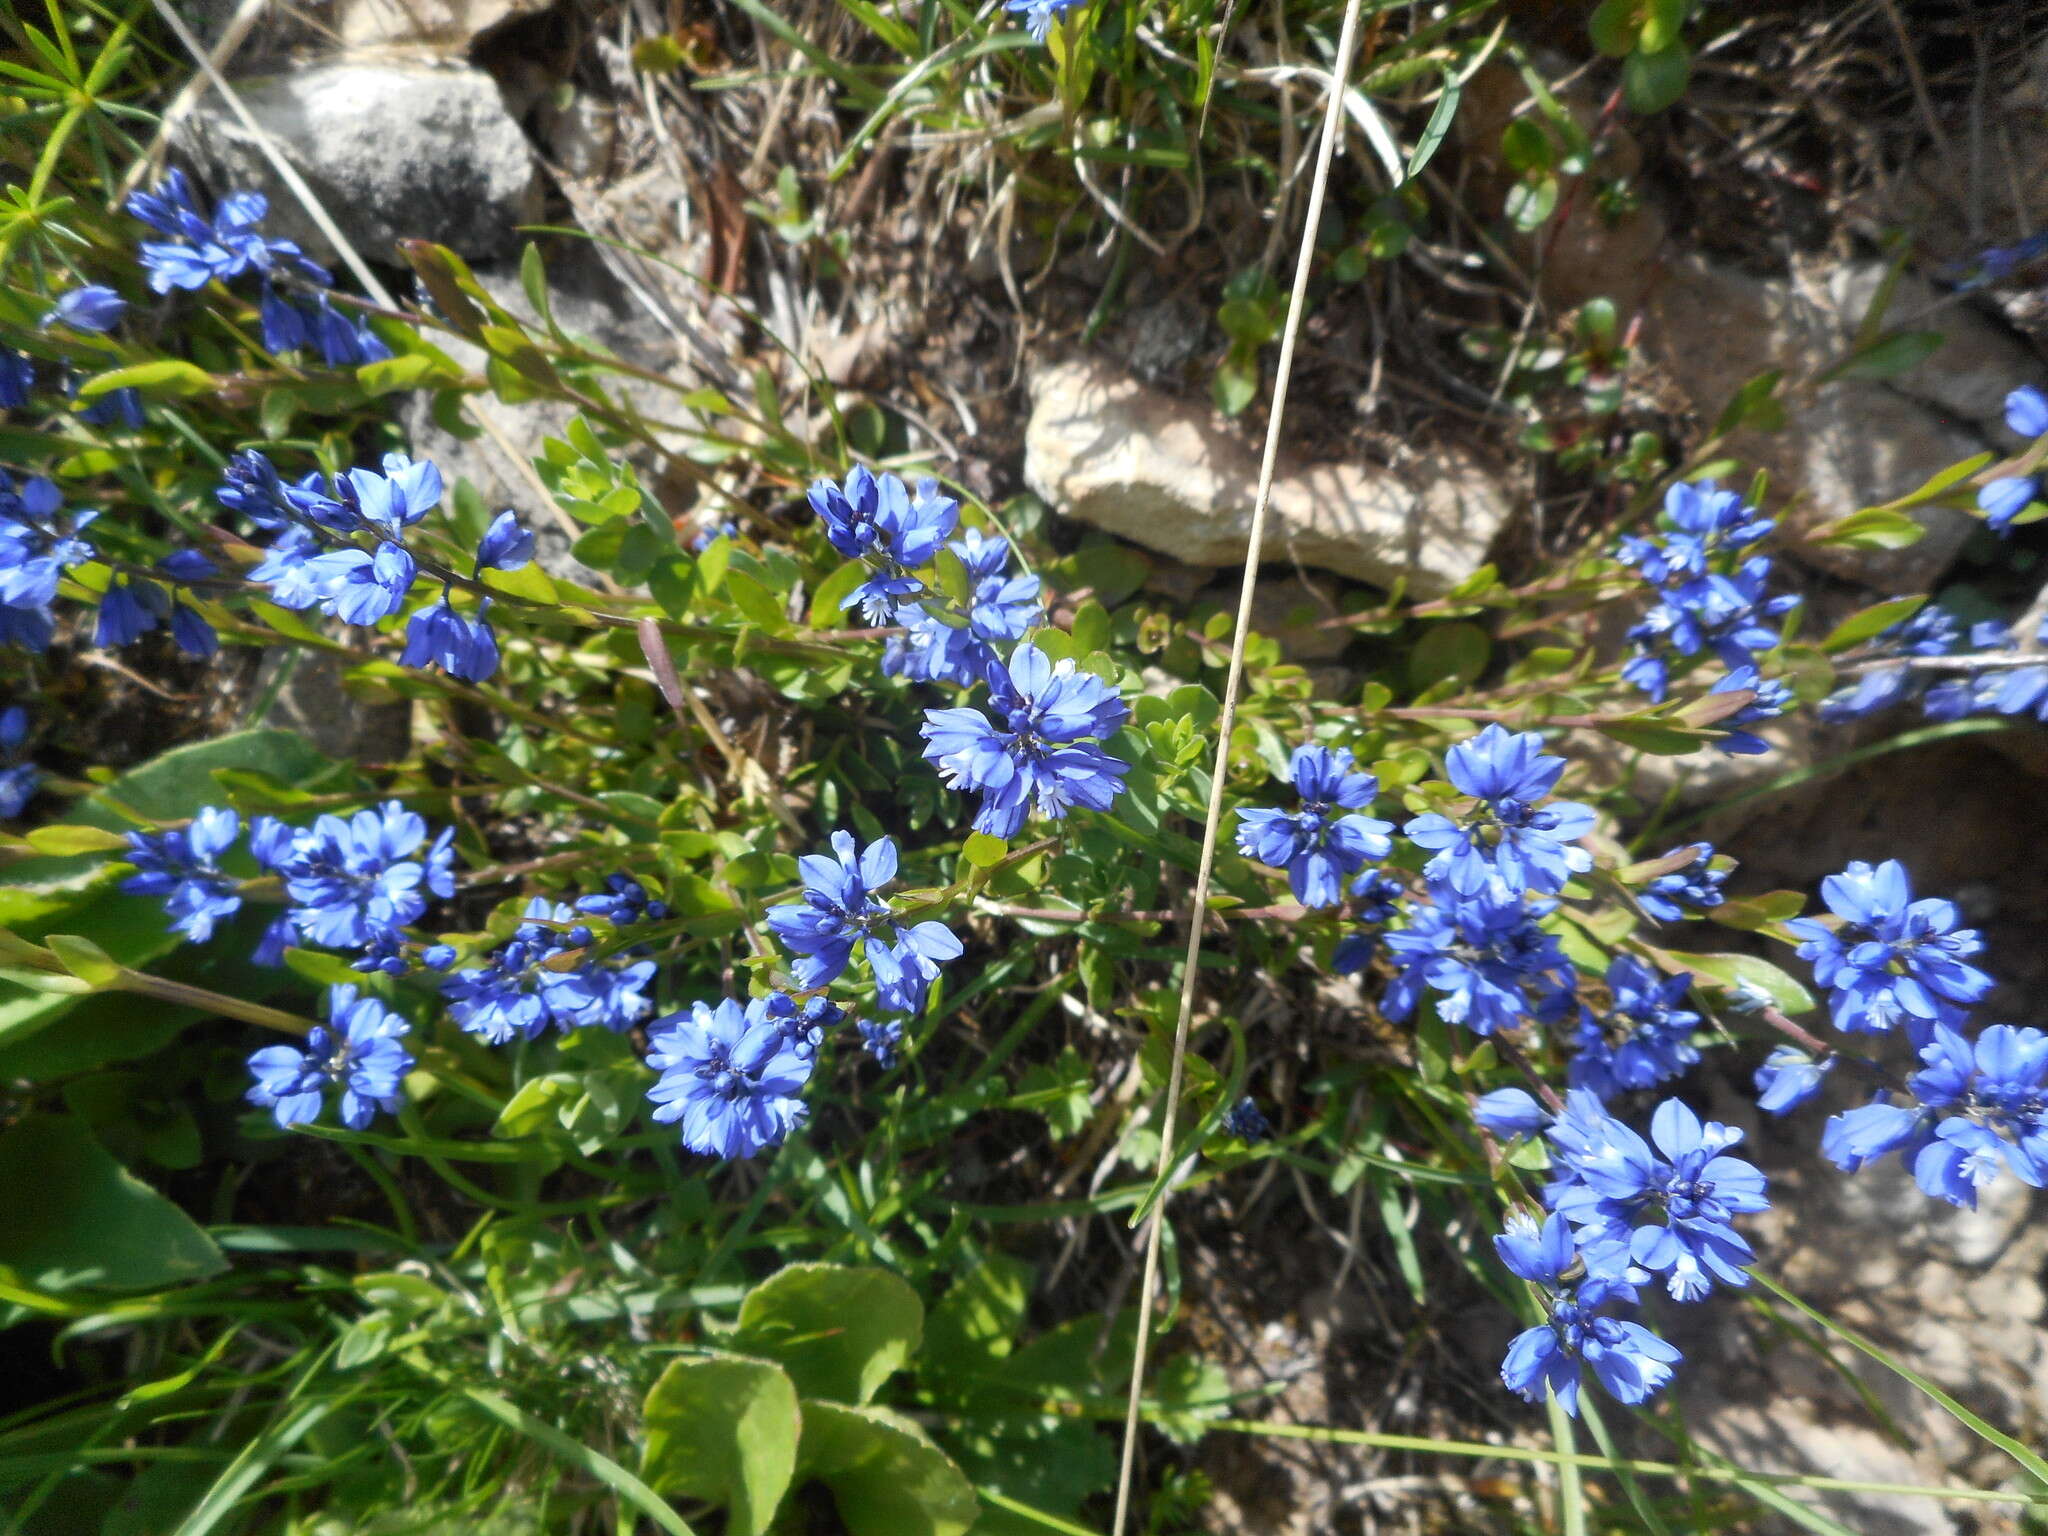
<box><xmin>182</xmin><ymin>57</ymin><xmax>540</xmax><ymax>265</ymax></box>
<box><xmin>249</xmin><ymin>648</ymin><xmax>411</xmax><ymax>764</ymax></box>
<box><xmin>1641</xmin><ymin>255</ymin><xmax>2044</xmax><ymax>590</ymax></box>
<box><xmin>1024</xmin><ymin>358</ymin><xmax>1512</xmax><ymax>597</ymax></box>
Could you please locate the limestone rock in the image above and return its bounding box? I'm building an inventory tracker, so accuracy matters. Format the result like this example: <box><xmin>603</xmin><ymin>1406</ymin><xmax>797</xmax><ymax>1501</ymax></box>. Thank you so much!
<box><xmin>1024</xmin><ymin>358</ymin><xmax>1512</xmax><ymax>597</ymax></box>
<box><xmin>1641</xmin><ymin>256</ymin><xmax>2042</xmax><ymax>589</ymax></box>
<box><xmin>183</xmin><ymin>58</ymin><xmax>540</xmax><ymax>264</ymax></box>
<box><xmin>334</xmin><ymin>0</ymin><xmax>552</xmax><ymax>48</ymax></box>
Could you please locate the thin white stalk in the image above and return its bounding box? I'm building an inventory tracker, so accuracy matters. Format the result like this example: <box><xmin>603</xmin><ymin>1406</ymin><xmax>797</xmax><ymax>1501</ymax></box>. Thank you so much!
<box><xmin>1106</xmin><ymin>0</ymin><xmax>1368</xmax><ymax>1529</ymax></box>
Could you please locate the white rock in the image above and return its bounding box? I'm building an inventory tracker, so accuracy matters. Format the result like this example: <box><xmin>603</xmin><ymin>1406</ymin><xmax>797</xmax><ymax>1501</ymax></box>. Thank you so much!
<box><xmin>1023</xmin><ymin>358</ymin><xmax>1512</xmax><ymax>597</ymax></box>
<box><xmin>183</xmin><ymin>58</ymin><xmax>540</xmax><ymax>264</ymax></box>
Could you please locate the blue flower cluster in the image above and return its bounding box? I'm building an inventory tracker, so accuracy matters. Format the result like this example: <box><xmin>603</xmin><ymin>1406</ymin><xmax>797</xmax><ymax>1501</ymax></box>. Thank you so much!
<box><xmin>647</xmin><ymin>997</ymin><xmax>816</xmax><ymax>1160</ymax></box>
<box><xmin>809</xmin><ymin>466</ymin><xmax>959</xmax><ymax>625</ymax></box>
<box><xmin>121</xmin><ymin>799</ymin><xmax>461</xmax><ymax>974</ymax></box>
<box><xmin>247</xmin><ymin>984</ymin><xmax>414</xmax><ymax>1130</ymax></box>
<box><xmin>1823</xmin><ymin>1026</ymin><xmax>2048</xmax><ymax>1209</ymax></box>
<box><xmin>0</xmin><ymin>473</ymin><xmax>97</xmax><ymax>653</ymax></box>
<box><xmin>127</xmin><ymin>171</ymin><xmax>388</xmax><ymax>367</ymax></box>
<box><xmin>441</xmin><ymin>886</ymin><xmax>661</xmax><ymax>1043</ymax></box>
<box><xmin>221</xmin><ymin>448</ymin><xmax>531</xmax><ymax>681</ymax></box>
<box><xmin>1234</xmin><ymin>744</ymin><xmax>1393</xmax><ymax>908</ymax></box>
<box><xmin>883</xmin><ymin>527</ymin><xmax>1043</xmax><ymax>687</ymax></box>
<box><xmin>1497</xmin><ymin>1210</ymin><xmax>1679</xmax><ymax>1415</ymax></box>
<box><xmin>922</xmin><ymin>641</ymin><xmax>1130</xmax><ymax>837</ymax></box>
<box><xmin>1564</xmin><ymin>956</ymin><xmax>1701</xmax><ymax>1099</ymax></box>
<box><xmin>1787</xmin><ymin>858</ymin><xmax>1991</xmax><ymax>1041</ymax></box>
<box><xmin>1615</xmin><ymin>480</ymin><xmax>1798</xmax><ymax>703</ymax></box>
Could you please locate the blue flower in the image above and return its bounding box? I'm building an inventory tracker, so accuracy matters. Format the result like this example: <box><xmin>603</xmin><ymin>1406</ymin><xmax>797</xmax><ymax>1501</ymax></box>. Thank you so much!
<box><xmin>646</xmin><ymin>997</ymin><xmax>814</xmax><ymax>1159</ymax></box>
<box><xmin>1547</xmin><ymin>1095</ymin><xmax>1769</xmax><ymax>1302</ymax></box>
<box><xmin>217</xmin><ymin>450</ymin><xmax>345</xmax><ymax>532</ymax></box>
<box><xmin>0</xmin><ymin>347</ymin><xmax>34</xmax><ymax>410</ymax></box>
<box><xmin>1621</xmin><ymin>554</ymin><xmax>1798</xmax><ymax>701</ymax></box>
<box><xmin>1235</xmin><ymin>745</ymin><xmax>1394</xmax><ymax>908</ymax></box>
<box><xmin>1381</xmin><ymin>886</ymin><xmax>1574</xmax><ymax>1036</ymax></box>
<box><xmin>1495</xmin><ymin>1211</ymin><xmax>1680</xmax><ymax>1416</ymax></box>
<box><xmin>1566</xmin><ymin>957</ymin><xmax>1700</xmax><ymax>1100</ymax></box>
<box><xmin>1616</xmin><ymin>480</ymin><xmax>1774</xmax><ymax>587</ymax></box>
<box><xmin>121</xmin><ymin>806</ymin><xmax>244</xmax><ymax>943</ymax></box>
<box><xmin>763</xmin><ymin>831</ymin><xmax>963</xmax><ymax>1014</ymax></box>
<box><xmin>1637</xmin><ymin>844</ymin><xmax>1726</xmax><ymax>922</ymax></box>
<box><xmin>1786</xmin><ymin>859</ymin><xmax>1992</xmax><ymax>1040</ymax></box>
<box><xmin>1992</xmin><ymin>664</ymin><xmax>2048</xmax><ymax>722</ymax></box>
<box><xmin>307</xmin><ymin>541</ymin><xmax>418</xmax><ymax>625</ymax></box>
<box><xmin>44</xmin><ymin>286</ymin><xmax>128</xmax><ymax>333</ymax></box>
<box><xmin>921</xmin><ymin>641</ymin><xmax>1131</xmax><ymax>838</ymax></box>
<box><xmin>475</xmin><ymin>510</ymin><xmax>535</xmax><ymax>573</ymax></box>
<box><xmin>0</xmin><ymin>704</ymin><xmax>37</xmax><ymax>818</ymax></box>
<box><xmin>1475</xmin><ymin>1087</ymin><xmax>1551</xmax><ymax>1138</ymax></box>
<box><xmin>1821</xmin><ymin>1094</ymin><xmax>1933</xmax><ymax>1173</ymax></box>
<box><xmin>1978</xmin><ymin>476</ymin><xmax>2036</xmax><ymax>535</ymax></box>
<box><xmin>245</xmin><ymin>984</ymin><xmax>413</xmax><ymax>1130</ymax></box>
<box><xmin>764</xmin><ymin>992</ymin><xmax>843</xmax><ymax>1059</ymax></box>
<box><xmin>574</xmin><ymin>874</ymin><xmax>668</xmax><ymax>925</ymax></box>
<box><xmin>1404</xmin><ymin>724</ymin><xmax>1595</xmax><ymax>897</ymax></box>
<box><xmin>403</xmin><ymin>597</ymin><xmax>500</xmax><ymax>681</ymax></box>
<box><xmin>271</xmin><ymin>801</ymin><xmax>457</xmax><ymax>953</ymax></box>
<box><xmin>858</xmin><ymin>1017</ymin><xmax>903</xmax><ymax>1069</ymax></box>
<box><xmin>1005</xmin><ymin>0</ymin><xmax>1086</xmax><ymax>41</ymax></box>
<box><xmin>338</xmin><ymin>454</ymin><xmax>443</xmax><ymax>539</ymax></box>
<box><xmin>765</xmin><ymin>830</ymin><xmax>897</xmax><ymax>987</ymax></box>
<box><xmin>95</xmin><ymin>580</ymin><xmax>166</xmax><ymax>648</ymax></box>
<box><xmin>1</xmin><ymin>474</ymin><xmax>97</xmax><ymax>619</ymax></box>
<box><xmin>1223</xmin><ymin>1097</ymin><xmax>1271</xmax><ymax>1141</ymax></box>
<box><xmin>128</xmin><ymin>173</ymin><xmax>327</xmax><ymax>293</ymax></box>
<box><xmin>440</xmin><ymin>895</ymin><xmax>652</xmax><ymax>1042</ymax></box>
<box><xmin>808</xmin><ymin>467</ymin><xmax>960</xmax><ymax>623</ymax></box>
<box><xmin>1708</xmin><ymin>665</ymin><xmax>1792</xmax><ymax>755</ymax></box>
<box><xmin>1754</xmin><ymin>1047</ymin><xmax>1831</xmax><ymax>1115</ymax></box>
<box><xmin>1903</xmin><ymin>1024</ymin><xmax>2048</xmax><ymax>1208</ymax></box>
<box><xmin>2008</xmin><ymin>385</ymin><xmax>2048</xmax><ymax>439</ymax></box>
<box><xmin>248</xmin><ymin>526</ymin><xmax>342</xmax><ymax>611</ymax></box>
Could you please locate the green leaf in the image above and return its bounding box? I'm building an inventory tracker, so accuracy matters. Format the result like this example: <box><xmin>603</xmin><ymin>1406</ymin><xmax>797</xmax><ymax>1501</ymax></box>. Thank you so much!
<box><xmin>1638</xmin><ymin>0</ymin><xmax>1686</xmax><ymax>53</ymax></box>
<box><xmin>1597</xmin><ymin>718</ymin><xmax>1712</xmax><ymax>755</ymax></box>
<box><xmin>1806</xmin><ymin>507</ymin><xmax>1925</xmax><ymax>551</ymax></box>
<box><xmin>1821</xmin><ymin>595</ymin><xmax>1926</xmax><ymax>653</ymax></box>
<box><xmin>1403</xmin><ymin>74</ymin><xmax>1462</xmax><ymax>183</ymax></box>
<box><xmin>1588</xmin><ymin>0</ymin><xmax>1642</xmax><ymax>56</ymax></box>
<box><xmin>1501</xmin><ymin>117</ymin><xmax>1553</xmax><ymax>174</ymax></box>
<box><xmin>1713</xmin><ymin>369</ymin><xmax>1786</xmax><ymax>436</ymax></box>
<box><xmin>480</xmin><ymin>561</ymin><xmax>558</xmax><ymax>604</ymax></box>
<box><xmin>726</xmin><ymin>570</ymin><xmax>791</xmax><ymax>632</ymax></box>
<box><xmin>797</xmin><ymin>1402</ymin><xmax>979</xmax><ymax>1536</ymax></box>
<box><xmin>494</xmin><ymin>1073</ymin><xmax>580</xmax><ymax>1139</ymax></box>
<box><xmin>962</xmin><ymin>834</ymin><xmax>1009</xmax><ymax>870</ymax></box>
<box><xmin>810</xmin><ymin>559</ymin><xmax>868</xmax><ymax>627</ymax></box>
<box><xmin>23</xmin><ymin>824</ymin><xmax>131</xmax><ymax>855</ymax></box>
<box><xmin>45</xmin><ymin>933</ymin><xmax>119</xmax><ymax>989</ymax></box>
<box><xmin>1622</xmin><ymin>42</ymin><xmax>1690</xmax><ymax>114</ymax></box>
<box><xmin>1864</xmin><ymin>452</ymin><xmax>1994</xmax><ymax>514</ymax></box>
<box><xmin>77</xmin><ymin>359</ymin><xmax>214</xmax><ymax>399</ymax></box>
<box><xmin>921</xmin><ymin>1255</ymin><xmax>1031</xmax><ymax>1378</ymax></box>
<box><xmin>1408</xmin><ymin>621</ymin><xmax>1490</xmax><ymax>692</ymax></box>
<box><xmin>738</xmin><ymin>1263</ymin><xmax>923</xmax><ymax>1405</ymax></box>
<box><xmin>1831</xmin><ymin>330</ymin><xmax>1945</xmax><ymax>382</ymax></box>
<box><xmin>641</xmin><ymin>1355</ymin><xmax>800</xmax><ymax>1536</ymax></box>
<box><xmin>1213</xmin><ymin>355</ymin><xmax>1257</xmax><ymax>417</ymax></box>
<box><xmin>0</xmin><ymin>1114</ymin><xmax>225</xmax><ymax>1290</ymax></box>
<box><xmin>355</xmin><ymin>353</ymin><xmax>447</xmax><ymax>396</ymax></box>
<box><xmin>1659</xmin><ymin>950</ymin><xmax>1815</xmax><ymax>1014</ymax></box>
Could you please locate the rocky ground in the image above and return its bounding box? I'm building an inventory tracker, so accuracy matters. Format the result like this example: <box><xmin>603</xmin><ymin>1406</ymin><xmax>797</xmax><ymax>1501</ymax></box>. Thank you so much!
<box><xmin>151</xmin><ymin>0</ymin><xmax>2048</xmax><ymax>1528</ymax></box>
